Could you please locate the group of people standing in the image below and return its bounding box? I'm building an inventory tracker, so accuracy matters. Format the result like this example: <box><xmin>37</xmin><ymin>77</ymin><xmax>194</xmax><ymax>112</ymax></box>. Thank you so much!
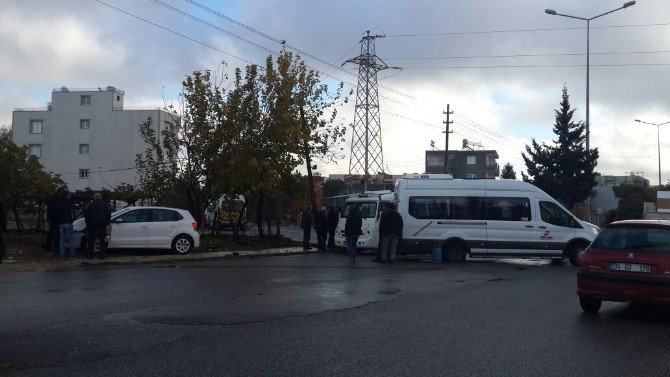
<box><xmin>45</xmin><ymin>191</ymin><xmax>111</xmax><ymax>259</ymax></box>
<box><xmin>300</xmin><ymin>206</ymin><xmax>339</xmax><ymax>251</ymax></box>
<box><xmin>299</xmin><ymin>202</ymin><xmax>403</xmax><ymax>264</ymax></box>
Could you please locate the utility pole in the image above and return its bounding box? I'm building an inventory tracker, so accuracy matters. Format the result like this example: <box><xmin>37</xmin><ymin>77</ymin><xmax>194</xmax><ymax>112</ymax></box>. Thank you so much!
<box><xmin>343</xmin><ymin>31</ymin><xmax>399</xmax><ymax>192</ymax></box>
<box><xmin>443</xmin><ymin>105</ymin><xmax>453</xmax><ymax>174</ymax></box>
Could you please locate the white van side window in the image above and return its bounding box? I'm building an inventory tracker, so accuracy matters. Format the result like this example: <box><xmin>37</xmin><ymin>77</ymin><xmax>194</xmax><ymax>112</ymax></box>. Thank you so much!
<box><xmin>408</xmin><ymin>196</ymin><xmax>485</xmax><ymax>220</ymax></box>
<box><xmin>486</xmin><ymin>197</ymin><xmax>531</xmax><ymax>221</ymax></box>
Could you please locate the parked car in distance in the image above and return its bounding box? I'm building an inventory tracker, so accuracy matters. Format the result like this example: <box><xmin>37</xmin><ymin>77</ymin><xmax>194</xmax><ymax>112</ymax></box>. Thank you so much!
<box><xmin>577</xmin><ymin>220</ymin><xmax>670</xmax><ymax>313</ymax></box>
<box><xmin>73</xmin><ymin>206</ymin><xmax>200</xmax><ymax>254</ymax></box>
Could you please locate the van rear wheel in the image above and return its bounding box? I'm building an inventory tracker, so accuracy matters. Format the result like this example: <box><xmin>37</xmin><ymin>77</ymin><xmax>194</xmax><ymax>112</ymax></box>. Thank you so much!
<box><xmin>443</xmin><ymin>241</ymin><xmax>467</xmax><ymax>263</ymax></box>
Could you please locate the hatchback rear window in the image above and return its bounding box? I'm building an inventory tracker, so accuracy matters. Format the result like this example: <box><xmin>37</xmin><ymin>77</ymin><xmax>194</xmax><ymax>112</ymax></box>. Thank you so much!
<box><xmin>591</xmin><ymin>227</ymin><xmax>670</xmax><ymax>252</ymax></box>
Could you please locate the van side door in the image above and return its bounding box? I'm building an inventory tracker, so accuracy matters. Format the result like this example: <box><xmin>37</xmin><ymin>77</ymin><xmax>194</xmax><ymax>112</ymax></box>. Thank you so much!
<box><xmin>536</xmin><ymin>200</ymin><xmax>577</xmax><ymax>256</ymax></box>
<box><xmin>485</xmin><ymin>196</ymin><xmax>538</xmax><ymax>256</ymax></box>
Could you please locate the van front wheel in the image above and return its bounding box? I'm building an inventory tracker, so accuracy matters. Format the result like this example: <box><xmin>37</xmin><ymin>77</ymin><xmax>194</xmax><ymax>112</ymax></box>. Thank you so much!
<box><xmin>567</xmin><ymin>242</ymin><xmax>587</xmax><ymax>267</ymax></box>
<box><xmin>443</xmin><ymin>241</ymin><xmax>467</xmax><ymax>263</ymax></box>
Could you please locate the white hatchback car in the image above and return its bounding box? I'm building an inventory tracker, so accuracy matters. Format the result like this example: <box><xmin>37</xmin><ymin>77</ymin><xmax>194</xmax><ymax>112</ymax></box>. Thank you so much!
<box><xmin>73</xmin><ymin>206</ymin><xmax>200</xmax><ymax>254</ymax></box>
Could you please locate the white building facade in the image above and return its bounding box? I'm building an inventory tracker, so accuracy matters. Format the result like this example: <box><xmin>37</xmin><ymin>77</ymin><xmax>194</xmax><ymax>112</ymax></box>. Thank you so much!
<box><xmin>12</xmin><ymin>87</ymin><xmax>177</xmax><ymax>191</ymax></box>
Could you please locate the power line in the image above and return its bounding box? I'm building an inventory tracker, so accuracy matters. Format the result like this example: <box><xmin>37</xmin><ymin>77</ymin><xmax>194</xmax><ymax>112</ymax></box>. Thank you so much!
<box><xmin>149</xmin><ymin>0</ymin><xmax>276</xmax><ymax>55</ymax></box>
<box><xmin>178</xmin><ymin>0</ymin><xmax>418</xmax><ymax>101</ymax></box>
<box><xmin>385</xmin><ymin>21</ymin><xmax>670</xmax><ymax>38</ymax></box>
<box><xmin>401</xmin><ymin>62</ymin><xmax>670</xmax><ymax>70</ymax></box>
<box><xmin>92</xmin><ymin>0</ymin><xmax>257</xmax><ymax>66</ymax></box>
<box><xmin>384</xmin><ymin>49</ymin><xmax>670</xmax><ymax>61</ymax></box>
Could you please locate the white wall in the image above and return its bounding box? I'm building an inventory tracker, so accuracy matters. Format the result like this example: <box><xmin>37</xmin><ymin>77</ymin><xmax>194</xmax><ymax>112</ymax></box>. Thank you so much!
<box><xmin>12</xmin><ymin>88</ymin><xmax>178</xmax><ymax>191</ymax></box>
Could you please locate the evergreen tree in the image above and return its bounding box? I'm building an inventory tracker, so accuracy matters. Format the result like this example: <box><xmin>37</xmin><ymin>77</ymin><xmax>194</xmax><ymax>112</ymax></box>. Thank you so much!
<box><xmin>521</xmin><ymin>85</ymin><xmax>599</xmax><ymax>210</ymax></box>
<box><xmin>500</xmin><ymin>163</ymin><xmax>516</xmax><ymax>179</ymax></box>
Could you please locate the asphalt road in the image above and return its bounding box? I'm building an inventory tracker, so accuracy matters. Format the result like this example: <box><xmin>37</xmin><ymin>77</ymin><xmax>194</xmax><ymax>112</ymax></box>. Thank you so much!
<box><xmin>2</xmin><ymin>254</ymin><xmax>670</xmax><ymax>377</ymax></box>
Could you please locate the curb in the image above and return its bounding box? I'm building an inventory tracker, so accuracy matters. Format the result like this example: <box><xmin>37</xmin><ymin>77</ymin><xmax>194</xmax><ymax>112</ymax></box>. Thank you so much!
<box><xmin>77</xmin><ymin>247</ymin><xmax>319</xmax><ymax>267</ymax></box>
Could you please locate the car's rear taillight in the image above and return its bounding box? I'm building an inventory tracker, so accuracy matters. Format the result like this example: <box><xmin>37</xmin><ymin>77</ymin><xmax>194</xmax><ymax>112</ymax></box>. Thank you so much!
<box><xmin>578</xmin><ymin>250</ymin><xmax>592</xmax><ymax>268</ymax></box>
<box><xmin>191</xmin><ymin>222</ymin><xmax>198</xmax><ymax>231</ymax></box>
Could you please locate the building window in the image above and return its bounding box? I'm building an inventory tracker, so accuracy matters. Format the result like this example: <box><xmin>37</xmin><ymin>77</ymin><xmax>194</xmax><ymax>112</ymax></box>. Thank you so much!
<box><xmin>466</xmin><ymin>173</ymin><xmax>477</xmax><ymax>179</ymax></box>
<box><xmin>80</xmin><ymin>95</ymin><xmax>91</xmax><ymax>106</ymax></box>
<box><xmin>28</xmin><ymin>144</ymin><xmax>41</xmax><ymax>157</ymax></box>
<box><xmin>79</xmin><ymin>144</ymin><xmax>89</xmax><ymax>154</ymax></box>
<box><xmin>80</xmin><ymin>119</ymin><xmax>90</xmax><ymax>129</ymax></box>
<box><xmin>427</xmin><ymin>155</ymin><xmax>444</xmax><ymax>167</ymax></box>
<box><xmin>79</xmin><ymin>169</ymin><xmax>89</xmax><ymax>179</ymax></box>
<box><xmin>467</xmin><ymin>156</ymin><xmax>476</xmax><ymax>165</ymax></box>
<box><xmin>116</xmin><ymin>95</ymin><xmax>120</xmax><ymax>101</ymax></box>
<box><xmin>29</xmin><ymin>120</ymin><xmax>42</xmax><ymax>134</ymax></box>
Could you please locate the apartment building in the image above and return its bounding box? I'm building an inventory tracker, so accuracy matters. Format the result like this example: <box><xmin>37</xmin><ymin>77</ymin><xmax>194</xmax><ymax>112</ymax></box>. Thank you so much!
<box><xmin>425</xmin><ymin>150</ymin><xmax>499</xmax><ymax>179</ymax></box>
<box><xmin>12</xmin><ymin>86</ymin><xmax>177</xmax><ymax>191</ymax></box>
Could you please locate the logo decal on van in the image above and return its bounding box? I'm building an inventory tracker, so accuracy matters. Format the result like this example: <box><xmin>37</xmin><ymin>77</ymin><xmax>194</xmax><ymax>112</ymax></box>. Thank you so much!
<box><xmin>540</xmin><ymin>230</ymin><xmax>553</xmax><ymax>240</ymax></box>
<box><xmin>413</xmin><ymin>221</ymin><xmax>434</xmax><ymax>237</ymax></box>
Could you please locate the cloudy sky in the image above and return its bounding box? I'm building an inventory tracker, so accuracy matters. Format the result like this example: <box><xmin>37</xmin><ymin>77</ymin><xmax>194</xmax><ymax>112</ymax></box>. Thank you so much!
<box><xmin>3</xmin><ymin>0</ymin><xmax>670</xmax><ymax>184</ymax></box>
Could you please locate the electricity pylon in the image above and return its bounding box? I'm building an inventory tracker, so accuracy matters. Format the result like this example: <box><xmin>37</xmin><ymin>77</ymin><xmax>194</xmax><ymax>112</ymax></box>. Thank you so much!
<box><xmin>343</xmin><ymin>31</ymin><xmax>397</xmax><ymax>191</ymax></box>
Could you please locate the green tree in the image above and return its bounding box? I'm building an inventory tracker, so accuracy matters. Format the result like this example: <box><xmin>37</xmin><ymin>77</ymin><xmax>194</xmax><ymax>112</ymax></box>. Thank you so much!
<box><xmin>136</xmin><ymin>70</ymin><xmax>225</xmax><ymax>228</ymax></box>
<box><xmin>522</xmin><ymin>85</ymin><xmax>599</xmax><ymax>210</ymax></box>
<box><xmin>0</xmin><ymin>129</ymin><xmax>63</xmax><ymax>260</ymax></box>
<box><xmin>500</xmin><ymin>163</ymin><xmax>516</xmax><ymax>179</ymax></box>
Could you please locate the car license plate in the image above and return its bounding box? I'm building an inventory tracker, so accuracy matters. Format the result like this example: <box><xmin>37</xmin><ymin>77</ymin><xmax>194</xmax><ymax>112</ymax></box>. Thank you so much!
<box><xmin>610</xmin><ymin>262</ymin><xmax>651</xmax><ymax>273</ymax></box>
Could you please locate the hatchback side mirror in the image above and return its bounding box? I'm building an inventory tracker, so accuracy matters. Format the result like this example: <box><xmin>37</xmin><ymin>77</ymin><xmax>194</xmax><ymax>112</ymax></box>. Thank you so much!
<box><xmin>113</xmin><ymin>218</ymin><xmax>124</xmax><ymax>223</ymax></box>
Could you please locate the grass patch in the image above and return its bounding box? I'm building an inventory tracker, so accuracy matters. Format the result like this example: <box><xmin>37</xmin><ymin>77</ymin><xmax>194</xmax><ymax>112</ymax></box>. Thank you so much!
<box><xmin>200</xmin><ymin>234</ymin><xmax>301</xmax><ymax>252</ymax></box>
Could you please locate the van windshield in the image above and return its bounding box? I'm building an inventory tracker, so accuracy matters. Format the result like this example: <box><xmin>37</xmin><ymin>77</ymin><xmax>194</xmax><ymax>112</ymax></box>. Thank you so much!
<box><xmin>341</xmin><ymin>202</ymin><xmax>377</xmax><ymax>219</ymax></box>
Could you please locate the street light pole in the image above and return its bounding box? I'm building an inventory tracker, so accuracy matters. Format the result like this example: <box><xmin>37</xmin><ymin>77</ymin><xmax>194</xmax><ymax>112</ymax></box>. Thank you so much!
<box><xmin>635</xmin><ymin>119</ymin><xmax>670</xmax><ymax>186</ymax></box>
<box><xmin>545</xmin><ymin>1</ymin><xmax>636</xmax><ymax>221</ymax></box>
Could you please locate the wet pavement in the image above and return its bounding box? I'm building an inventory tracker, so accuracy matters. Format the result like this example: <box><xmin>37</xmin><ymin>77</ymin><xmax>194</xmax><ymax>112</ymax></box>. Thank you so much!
<box><xmin>1</xmin><ymin>253</ymin><xmax>670</xmax><ymax>376</ymax></box>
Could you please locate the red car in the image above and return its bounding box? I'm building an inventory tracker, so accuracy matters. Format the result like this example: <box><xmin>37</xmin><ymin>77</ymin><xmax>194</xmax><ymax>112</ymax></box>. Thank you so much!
<box><xmin>577</xmin><ymin>220</ymin><xmax>670</xmax><ymax>313</ymax></box>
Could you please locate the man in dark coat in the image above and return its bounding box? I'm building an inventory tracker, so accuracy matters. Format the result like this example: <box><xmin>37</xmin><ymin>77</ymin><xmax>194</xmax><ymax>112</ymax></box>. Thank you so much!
<box><xmin>326</xmin><ymin>207</ymin><xmax>339</xmax><ymax>249</ymax></box>
<box><xmin>344</xmin><ymin>204</ymin><xmax>363</xmax><ymax>263</ymax></box>
<box><xmin>45</xmin><ymin>191</ymin><xmax>61</xmax><ymax>254</ymax></box>
<box><xmin>56</xmin><ymin>191</ymin><xmax>76</xmax><ymax>258</ymax></box>
<box><xmin>300</xmin><ymin>206</ymin><xmax>313</xmax><ymax>250</ymax></box>
<box><xmin>84</xmin><ymin>192</ymin><xmax>111</xmax><ymax>259</ymax></box>
<box><xmin>379</xmin><ymin>202</ymin><xmax>403</xmax><ymax>263</ymax></box>
<box><xmin>314</xmin><ymin>207</ymin><xmax>328</xmax><ymax>251</ymax></box>
<box><xmin>373</xmin><ymin>203</ymin><xmax>388</xmax><ymax>262</ymax></box>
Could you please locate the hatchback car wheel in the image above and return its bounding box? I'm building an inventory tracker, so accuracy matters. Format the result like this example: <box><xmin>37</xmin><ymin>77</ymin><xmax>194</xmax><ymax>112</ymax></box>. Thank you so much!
<box><xmin>172</xmin><ymin>235</ymin><xmax>194</xmax><ymax>254</ymax></box>
<box><xmin>579</xmin><ymin>296</ymin><xmax>602</xmax><ymax>314</ymax></box>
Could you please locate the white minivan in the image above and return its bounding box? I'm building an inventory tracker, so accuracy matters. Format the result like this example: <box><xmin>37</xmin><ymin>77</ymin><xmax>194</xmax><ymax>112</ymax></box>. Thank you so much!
<box><xmin>395</xmin><ymin>174</ymin><xmax>599</xmax><ymax>265</ymax></box>
<box><xmin>334</xmin><ymin>191</ymin><xmax>394</xmax><ymax>249</ymax></box>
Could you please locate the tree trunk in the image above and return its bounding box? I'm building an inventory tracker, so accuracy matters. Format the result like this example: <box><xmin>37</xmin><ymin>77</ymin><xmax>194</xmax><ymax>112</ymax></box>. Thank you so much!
<box><xmin>212</xmin><ymin>210</ymin><xmax>219</xmax><ymax>236</ymax></box>
<box><xmin>275</xmin><ymin>216</ymin><xmax>281</xmax><ymax>236</ymax></box>
<box><xmin>12</xmin><ymin>205</ymin><xmax>23</xmax><ymax>231</ymax></box>
<box><xmin>0</xmin><ymin>202</ymin><xmax>7</xmax><ymax>231</ymax></box>
<box><xmin>300</xmin><ymin>106</ymin><xmax>318</xmax><ymax>220</ymax></box>
<box><xmin>256</xmin><ymin>194</ymin><xmax>264</xmax><ymax>237</ymax></box>
<box><xmin>0</xmin><ymin>229</ymin><xmax>5</xmax><ymax>263</ymax></box>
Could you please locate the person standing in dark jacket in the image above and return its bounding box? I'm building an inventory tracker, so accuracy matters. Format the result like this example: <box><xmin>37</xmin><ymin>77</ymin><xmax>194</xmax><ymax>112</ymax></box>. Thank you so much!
<box><xmin>314</xmin><ymin>207</ymin><xmax>328</xmax><ymax>251</ymax></box>
<box><xmin>45</xmin><ymin>191</ymin><xmax>61</xmax><ymax>254</ymax></box>
<box><xmin>300</xmin><ymin>206</ymin><xmax>313</xmax><ymax>250</ymax></box>
<box><xmin>84</xmin><ymin>193</ymin><xmax>111</xmax><ymax>259</ymax></box>
<box><xmin>379</xmin><ymin>202</ymin><xmax>403</xmax><ymax>263</ymax></box>
<box><xmin>326</xmin><ymin>207</ymin><xmax>339</xmax><ymax>249</ymax></box>
<box><xmin>373</xmin><ymin>203</ymin><xmax>388</xmax><ymax>262</ymax></box>
<box><xmin>344</xmin><ymin>204</ymin><xmax>363</xmax><ymax>263</ymax></box>
<box><xmin>56</xmin><ymin>191</ymin><xmax>76</xmax><ymax>258</ymax></box>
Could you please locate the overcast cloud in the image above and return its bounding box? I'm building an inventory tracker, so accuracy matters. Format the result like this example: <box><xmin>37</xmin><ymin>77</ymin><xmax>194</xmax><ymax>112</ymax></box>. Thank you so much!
<box><xmin>3</xmin><ymin>0</ymin><xmax>670</xmax><ymax>183</ymax></box>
